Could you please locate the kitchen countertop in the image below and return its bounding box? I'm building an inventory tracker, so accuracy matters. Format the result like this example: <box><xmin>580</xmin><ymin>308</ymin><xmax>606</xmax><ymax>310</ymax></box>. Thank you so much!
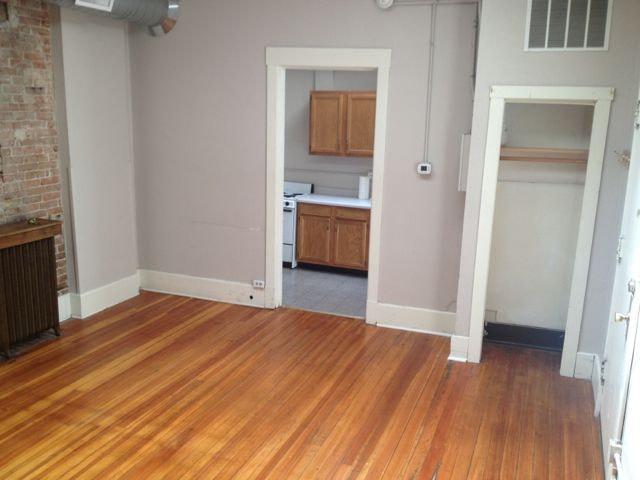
<box><xmin>297</xmin><ymin>194</ymin><xmax>371</xmax><ymax>210</ymax></box>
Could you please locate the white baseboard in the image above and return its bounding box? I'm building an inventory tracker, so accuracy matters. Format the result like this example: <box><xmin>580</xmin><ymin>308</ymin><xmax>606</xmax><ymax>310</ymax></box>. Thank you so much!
<box><xmin>575</xmin><ymin>352</ymin><xmax>596</xmax><ymax>380</ymax></box>
<box><xmin>367</xmin><ymin>301</ymin><xmax>455</xmax><ymax>336</ymax></box>
<box><xmin>449</xmin><ymin>335</ymin><xmax>469</xmax><ymax>362</ymax></box>
<box><xmin>139</xmin><ymin>269</ymin><xmax>265</xmax><ymax>308</ymax></box>
<box><xmin>58</xmin><ymin>293</ymin><xmax>71</xmax><ymax>322</ymax></box>
<box><xmin>592</xmin><ymin>354</ymin><xmax>603</xmax><ymax>416</ymax></box>
<box><xmin>574</xmin><ymin>351</ymin><xmax>603</xmax><ymax>416</ymax></box>
<box><xmin>70</xmin><ymin>272</ymin><xmax>140</xmax><ymax>319</ymax></box>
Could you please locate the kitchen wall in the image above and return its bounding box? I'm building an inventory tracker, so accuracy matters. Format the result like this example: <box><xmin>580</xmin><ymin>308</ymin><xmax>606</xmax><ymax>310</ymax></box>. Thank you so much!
<box><xmin>129</xmin><ymin>0</ymin><xmax>477</xmax><ymax>313</ymax></box>
<box><xmin>50</xmin><ymin>7</ymin><xmax>138</xmax><ymax>296</ymax></box>
<box><xmin>486</xmin><ymin>104</ymin><xmax>592</xmax><ymax>331</ymax></box>
<box><xmin>0</xmin><ymin>0</ymin><xmax>67</xmax><ymax>293</ymax></box>
<box><xmin>285</xmin><ymin>70</ymin><xmax>376</xmax><ymax>198</ymax></box>
<box><xmin>457</xmin><ymin>0</ymin><xmax>640</xmax><ymax>355</ymax></box>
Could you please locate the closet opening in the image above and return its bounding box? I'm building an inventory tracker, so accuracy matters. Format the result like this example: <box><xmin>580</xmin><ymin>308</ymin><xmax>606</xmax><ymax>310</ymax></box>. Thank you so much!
<box><xmin>465</xmin><ymin>86</ymin><xmax>613</xmax><ymax>376</ymax></box>
<box><xmin>485</xmin><ymin>103</ymin><xmax>592</xmax><ymax>352</ymax></box>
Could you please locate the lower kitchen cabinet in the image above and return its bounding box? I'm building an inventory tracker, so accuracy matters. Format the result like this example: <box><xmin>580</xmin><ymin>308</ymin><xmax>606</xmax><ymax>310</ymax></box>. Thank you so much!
<box><xmin>296</xmin><ymin>203</ymin><xmax>370</xmax><ymax>271</ymax></box>
<box><xmin>296</xmin><ymin>204</ymin><xmax>333</xmax><ymax>264</ymax></box>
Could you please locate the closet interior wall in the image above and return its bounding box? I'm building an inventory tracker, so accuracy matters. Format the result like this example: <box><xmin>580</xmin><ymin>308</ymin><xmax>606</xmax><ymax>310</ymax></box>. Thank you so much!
<box><xmin>486</xmin><ymin>104</ymin><xmax>593</xmax><ymax>331</ymax></box>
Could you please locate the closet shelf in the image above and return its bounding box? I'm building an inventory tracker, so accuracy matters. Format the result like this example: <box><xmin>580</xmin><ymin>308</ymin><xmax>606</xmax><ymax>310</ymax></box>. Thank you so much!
<box><xmin>500</xmin><ymin>147</ymin><xmax>588</xmax><ymax>165</ymax></box>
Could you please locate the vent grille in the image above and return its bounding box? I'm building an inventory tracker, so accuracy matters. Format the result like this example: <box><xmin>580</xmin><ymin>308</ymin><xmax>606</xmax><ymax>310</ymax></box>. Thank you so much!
<box><xmin>75</xmin><ymin>0</ymin><xmax>114</xmax><ymax>12</ymax></box>
<box><xmin>526</xmin><ymin>0</ymin><xmax>612</xmax><ymax>50</ymax></box>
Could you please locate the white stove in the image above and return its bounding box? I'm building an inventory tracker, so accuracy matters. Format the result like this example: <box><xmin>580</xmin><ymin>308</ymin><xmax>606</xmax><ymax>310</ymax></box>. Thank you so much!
<box><xmin>283</xmin><ymin>181</ymin><xmax>313</xmax><ymax>268</ymax></box>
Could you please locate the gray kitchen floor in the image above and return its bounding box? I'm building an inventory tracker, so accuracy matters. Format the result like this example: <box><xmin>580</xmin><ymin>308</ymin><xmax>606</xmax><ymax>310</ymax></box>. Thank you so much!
<box><xmin>282</xmin><ymin>267</ymin><xmax>367</xmax><ymax>318</ymax></box>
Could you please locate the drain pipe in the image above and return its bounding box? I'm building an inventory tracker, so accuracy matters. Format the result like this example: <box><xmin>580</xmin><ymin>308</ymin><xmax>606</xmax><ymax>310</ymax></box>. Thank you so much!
<box><xmin>47</xmin><ymin>0</ymin><xmax>180</xmax><ymax>36</ymax></box>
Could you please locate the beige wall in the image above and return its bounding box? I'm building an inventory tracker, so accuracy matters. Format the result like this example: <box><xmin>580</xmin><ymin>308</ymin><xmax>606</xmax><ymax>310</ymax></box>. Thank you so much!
<box><xmin>457</xmin><ymin>0</ymin><xmax>640</xmax><ymax>355</ymax></box>
<box><xmin>51</xmin><ymin>8</ymin><xmax>139</xmax><ymax>294</ymax></box>
<box><xmin>285</xmin><ymin>70</ymin><xmax>376</xmax><ymax>197</ymax></box>
<box><xmin>129</xmin><ymin>0</ymin><xmax>477</xmax><ymax>312</ymax></box>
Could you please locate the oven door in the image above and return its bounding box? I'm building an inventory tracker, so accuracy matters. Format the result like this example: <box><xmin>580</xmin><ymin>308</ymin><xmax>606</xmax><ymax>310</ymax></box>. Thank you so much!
<box><xmin>283</xmin><ymin>207</ymin><xmax>296</xmax><ymax>246</ymax></box>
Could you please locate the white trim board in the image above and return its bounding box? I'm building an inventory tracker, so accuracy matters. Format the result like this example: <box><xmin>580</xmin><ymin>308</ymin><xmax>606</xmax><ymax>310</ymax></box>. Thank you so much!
<box><xmin>449</xmin><ymin>335</ymin><xmax>469</xmax><ymax>363</ymax></box>
<box><xmin>575</xmin><ymin>351</ymin><xmax>596</xmax><ymax>380</ymax></box>
<box><xmin>573</xmin><ymin>351</ymin><xmax>603</xmax><ymax>416</ymax></box>
<box><xmin>264</xmin><ymin>47</ymin><xmax>392</xmax><ymax>320</ymax></box>
<box><xmin>368</xmin><ymin>301</ymin><xmax>455</xmax><ymax>337</ymax></box>
<box><xmin>139</xmin><ymin>270</ymin><xmax>266</xmax><ymax>308</ymax></box>
<box><xmin>70</xmin><ymin>272</ymin><xmax>140</xmax><ymax>319</ymax></box>
<box><xmin>465</xmin><ymin>85</ymin><xmax>613</xmax><ymax>378</ymax></box>
<box><xmin>58</xmin><ymin>293</ymin><xmax>71</xmax><ymax>322</ymax></box>
<box><xmin>592</xmin><ymin>354</ymin><xmax>603</xmax><ymax>416</ymax></box>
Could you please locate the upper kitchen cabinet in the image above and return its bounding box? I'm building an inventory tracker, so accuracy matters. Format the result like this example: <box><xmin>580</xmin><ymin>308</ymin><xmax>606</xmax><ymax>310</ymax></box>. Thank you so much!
<box><xmin>309</xmin><ymin>91</ymin><xmax>376</xmax><ymax>157</ymax></box>
<box><xmin>309</xmin><ymin>91</ymin><xmax>345</xmax><ymax>156</ymax></box>
<box><xmin>345</xmin><ymin>92</ymin><xmax>376</xmax><ymax>157</ymax></box>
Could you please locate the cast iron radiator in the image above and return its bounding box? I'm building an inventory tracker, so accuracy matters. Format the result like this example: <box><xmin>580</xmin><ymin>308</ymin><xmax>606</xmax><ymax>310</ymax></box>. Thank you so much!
<box><xmin>0</xmin><ymin>220</ymin><xmax>62</xmax><ymax>357</ymax></box>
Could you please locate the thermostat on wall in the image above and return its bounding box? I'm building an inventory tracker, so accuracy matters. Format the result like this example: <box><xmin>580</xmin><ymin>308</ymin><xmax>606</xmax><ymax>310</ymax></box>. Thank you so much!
<box><xmin>417</xmin><ymin>162</ymin><xmax>432</xmax><ymax>176</ymax></box>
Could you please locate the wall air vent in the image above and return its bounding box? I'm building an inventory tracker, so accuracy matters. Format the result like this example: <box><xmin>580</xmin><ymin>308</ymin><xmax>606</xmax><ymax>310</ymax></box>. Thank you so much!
<box><xmin>525</xmin><ymin>0</ymin><xmax>613</xmax><ymax>51</ymax></box>
<box><xmin>75</xmin><ymin>0</ymin><xmax>114</xmax><ymax>12</ymax></box>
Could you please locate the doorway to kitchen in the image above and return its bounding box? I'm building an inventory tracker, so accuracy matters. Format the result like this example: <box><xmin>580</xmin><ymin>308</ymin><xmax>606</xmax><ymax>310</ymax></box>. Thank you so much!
<box><xmin>281</xmin><ymin>70</ymin><xmax>376</xmax><ymax>318</ymax></box>
<box><xmin>265</xmin><ymin>48</ymin><xmax>391</xmax><ymax>323</ymax></box>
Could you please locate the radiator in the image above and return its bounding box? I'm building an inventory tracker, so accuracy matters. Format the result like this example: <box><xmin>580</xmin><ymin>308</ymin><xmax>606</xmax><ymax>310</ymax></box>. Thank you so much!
<box><xmin>0</xmin><ymin>220</ymin><xmax>62</xmax><ymax>357</ymax></box>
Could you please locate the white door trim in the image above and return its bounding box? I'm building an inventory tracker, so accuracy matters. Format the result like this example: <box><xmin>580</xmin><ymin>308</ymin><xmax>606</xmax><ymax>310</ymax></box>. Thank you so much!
<box><xmin>468</xmin><ymin>85</ymin><xmax>614</xmax><ymax>377</ymax></box>
<box><xmin>265</xmin><ymin>47</ymin><xmax>392</xmax><ymax>320</ymax></box>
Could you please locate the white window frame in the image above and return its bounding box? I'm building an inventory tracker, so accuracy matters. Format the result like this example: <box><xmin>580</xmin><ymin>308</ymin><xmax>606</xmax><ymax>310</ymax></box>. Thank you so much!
<box><xmin>524</xmin><ymin>0</ymin><xmax>614</xmax><ymax>52</ymax></box>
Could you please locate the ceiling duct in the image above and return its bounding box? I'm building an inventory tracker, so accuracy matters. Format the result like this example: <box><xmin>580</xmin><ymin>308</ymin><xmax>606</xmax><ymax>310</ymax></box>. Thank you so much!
<box><xmin>47</xmin><ymin>0</ymin><xmax>180</xmax><ymax>36</ymax></box>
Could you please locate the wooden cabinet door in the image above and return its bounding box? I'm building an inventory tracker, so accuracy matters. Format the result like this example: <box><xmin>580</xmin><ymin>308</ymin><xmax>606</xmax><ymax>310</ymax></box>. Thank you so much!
<box><xmin>332</xmin><ymin>207</ymin><xmax>370</xmax><ymax>270</ymax></box>
<box><xmin>345</xmin><ymin>92</ymin><xmax>376</xmax><ymax>157</ymax></box>
<box><xmin>309</xmin><ymin>92</ymin><xmax>345</xmax><ymax>156</ymax></box>
<box><xmin>296</xmin><ymin>204</ymin><xmax>333</xmax><ymax>265</ymax></box>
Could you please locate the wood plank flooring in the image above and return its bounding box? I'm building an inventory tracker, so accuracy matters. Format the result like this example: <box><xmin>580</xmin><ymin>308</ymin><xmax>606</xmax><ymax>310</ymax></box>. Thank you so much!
<box><xmin>0</xmin><ymin>292</ymin><xmax>603</xmax><ymax>479</ymax></box>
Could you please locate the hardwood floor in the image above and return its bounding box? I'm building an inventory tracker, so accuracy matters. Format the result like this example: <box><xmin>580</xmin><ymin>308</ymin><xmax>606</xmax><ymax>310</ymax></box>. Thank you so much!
<box><xmin>0</xmin><ymin>292</ymin><xmax>603</xmax><ymax>479</ymax></box>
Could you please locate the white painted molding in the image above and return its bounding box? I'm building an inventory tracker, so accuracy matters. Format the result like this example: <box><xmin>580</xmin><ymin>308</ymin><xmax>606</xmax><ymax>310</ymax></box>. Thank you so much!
<box><xmin>58</xmin><ymin>293</ymin><xmax>71</xmax><ymax>322</ymax></box>
<box><xmin>368</xmin><ymin>301</ymin><xmax>455</xmax><ymax>336</ymax></box>
<box><xmin>490</xmin><ymin>86</ymin><xmax>615</xmax><ymax>103</ymax></box>
<box><xmin>560</xmin><ymin>98</ymin><xmax>612</xmax><ymax>377</ymax></box>
<box><xmin>574</xmin><ymin>352</ymin><xmax>596</xmax><ymax>380</ymax></box>
<box><xmin>139</xmin><ymin>270</ymin><xmax>265</xmax><ymax>308</ymax></box>
<box><xmin>266</xmin><ymin>47</ymin><xmax>391</xmax><ymax>70</ymax></box>
<box><xmin>449</xmin><ymin>335</ymin><xmax>469</xmax><ymax>363</ymax></box>
<box><xmin>573</xmin><ymin>352</ymin><xmax>603</xmax><ymax>416</ymax></box>
<box><xmin>592</xmin><ymin>354</ymin><xmax>603</xmax><ymax>417</ymax></box>
<box><xmin>467</xmin><ymin>96</ymin><xmax>505</xmax><ymax>364</ymax></box>
<box><xmin>71</xmin><ymin>272</ymin><xmax>140</xmax><ymax>319</ymax></box>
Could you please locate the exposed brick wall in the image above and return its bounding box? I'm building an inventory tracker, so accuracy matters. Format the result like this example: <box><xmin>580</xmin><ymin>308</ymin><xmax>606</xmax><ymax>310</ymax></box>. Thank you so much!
<box><xmin>0</xmin><ymin>0</ymin><xmax>67</xmax><ymax>294</ymax></box>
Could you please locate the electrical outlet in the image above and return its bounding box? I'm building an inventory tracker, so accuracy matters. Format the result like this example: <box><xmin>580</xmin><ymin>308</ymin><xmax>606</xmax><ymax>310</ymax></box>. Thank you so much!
<box><xmin>252</xmin><ymin>280</ymin><xmax>265</xmax><ymax>290</ymax></box>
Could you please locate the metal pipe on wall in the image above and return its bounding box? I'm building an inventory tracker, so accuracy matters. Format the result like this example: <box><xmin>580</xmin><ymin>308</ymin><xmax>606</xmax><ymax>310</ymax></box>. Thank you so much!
<box><xmin>376</xmin><ymin>0</ymin><xmax>479</xmax><ymax>8</ymax></box>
